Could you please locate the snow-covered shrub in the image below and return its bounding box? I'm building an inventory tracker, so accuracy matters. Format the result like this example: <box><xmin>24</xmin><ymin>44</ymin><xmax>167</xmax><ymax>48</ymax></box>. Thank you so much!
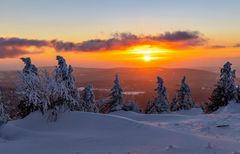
<box><xmin>235</xmin><ymin>86</ymin><xmax>240</xmax><ymax>103</ymax></box>
<box><xmin>204</xmin><ymin>62</ymin><xmax>236</xmax><ymax>113</ymax></box>
<box><xmin>47</xmin><ymin>108</ymin><xmax>58</xmax><ymax>122</ymax></box>
<box><xmin>123</xmin><ymin>100</ymin><xmax>142</xmax><ymax>113</ymax></box>
<box><xmin>82</xmin><ymin>85</ymin><xmax>99</xmax><ymax>112</ymax></box>
<box><xmin>170</xmin><ymin>76</ymin><xmax>195</xmax><ymax>111</ymax></box>
<box><xmin>145</xmin><ymin>100</ymin><xmax>156</xmax><ymax>114</ymax></box>
<box><xmin>145</xmin><ymin>76</ymin><xmax>169</xmax><ymax>114</ymax></box>
<box><xmin>16</xmin><ymin>57</ymin><xmax>48</xmax><ymax>118</ymax></box>
<box><xmin>0</xmin><ymin>91</ymin><xmax>8</xmax><ymax>127</ymax></box>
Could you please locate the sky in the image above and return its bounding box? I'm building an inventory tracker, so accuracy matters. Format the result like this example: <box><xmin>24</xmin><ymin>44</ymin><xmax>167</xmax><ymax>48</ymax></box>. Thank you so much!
<box><xmin>0</xmin><ymin>0</ymin><xmax>240</xmax><ymax>70</ymax></box>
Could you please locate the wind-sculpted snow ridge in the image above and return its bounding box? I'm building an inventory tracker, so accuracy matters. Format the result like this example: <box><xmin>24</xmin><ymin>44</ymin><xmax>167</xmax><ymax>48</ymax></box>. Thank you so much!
<box><xmin>1</xmin><ymin>108</ymin><xmax>240</xmax><ymax>154</ymax></box>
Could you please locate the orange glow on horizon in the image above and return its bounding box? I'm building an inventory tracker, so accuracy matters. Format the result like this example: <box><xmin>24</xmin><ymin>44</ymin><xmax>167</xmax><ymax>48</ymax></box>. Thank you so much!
<box><xmin>2</xmin><ymin>41</ymin><xmax>240</xmax><ymax>71</ymax></box>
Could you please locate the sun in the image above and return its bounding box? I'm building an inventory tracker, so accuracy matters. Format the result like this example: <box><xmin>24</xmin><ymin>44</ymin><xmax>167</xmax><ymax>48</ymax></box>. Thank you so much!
<box><xmin>128</xmin><ymin>45</ymin><xmax>168</xmax><ymax>62</ymax></box>
<box><xmin>143</xmin><ymin>55</ymin><xmax>151</xmax><ymax>62</ymax></box>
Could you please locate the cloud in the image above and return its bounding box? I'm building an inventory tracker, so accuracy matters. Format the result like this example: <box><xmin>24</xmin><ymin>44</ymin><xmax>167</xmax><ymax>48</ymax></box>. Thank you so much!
<box><xmin>51</xmin><ymin>31</ymin><xmax>207</xmax><ymax>52</ymax></box>
<box><xmin>0</xmin><ymin>37</ymin><xmax>47</xmax><ymax>58</ymax></box>
<box><xmin>0</xmin><ymin>46</ymin><xmax>42</xmax><ymax>58</ymax></box>
<box><xmin>0</xmin><ymin>46</ymin><xmax>29</xmax><ymax>58</ymax></box>
<box><xmin>0</xmin><ymin>37</ymin><xmax>48</xmax><ymax>47</ymax></box>
<box><xmin>0</xmin><ymin>31</ymin><xmax>207</xmax><ymax>57</ymax></box>
<box><xmin>233</xmin><ymin>44</ymin><xmax>240</xmax><ymax>48</ymax></box>
<box><xmin>149</xmin><ymin>31</ymin><xmax>202</xmax><ymax>41</ymax></box>
<box><xmin>51</xmin><ymin>33</ymin><xmax>141</xmax><ymax>52</ymax></box>
<box><xmin>208</xmin><ymin>45</ymin><xmax>226</xmax><ymax>49</ymax></box>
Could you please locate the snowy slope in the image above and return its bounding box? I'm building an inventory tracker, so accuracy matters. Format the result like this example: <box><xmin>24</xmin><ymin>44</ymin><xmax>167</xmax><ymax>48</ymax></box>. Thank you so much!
<box><xmin>1</xmin><ymin>106</ymin><xmax>240</xmax><ymax>154</ymax></box>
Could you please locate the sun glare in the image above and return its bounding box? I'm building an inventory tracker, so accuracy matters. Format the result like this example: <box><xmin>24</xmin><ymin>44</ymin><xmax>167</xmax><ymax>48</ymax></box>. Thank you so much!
<box><xmin>129</xmin><ymin>45</ymin><xmax>168</xmax><ymax>62</ymax></box>
<box><xmin>143</xmin><ymin>55</ymin><xmax>151</xmax><ymax>62</ymax></box>
<box><xmin>130</xmin><ymin>45</ymin><xmax>167</xmax><ymax>54</ymax></box>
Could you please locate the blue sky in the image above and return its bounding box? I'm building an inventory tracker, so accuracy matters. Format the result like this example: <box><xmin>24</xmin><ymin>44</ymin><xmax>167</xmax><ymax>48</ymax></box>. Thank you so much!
<box><xmin>1</xmin><ymin>0</ymin><xmax>240</xmax><ymax>42</ymax></box>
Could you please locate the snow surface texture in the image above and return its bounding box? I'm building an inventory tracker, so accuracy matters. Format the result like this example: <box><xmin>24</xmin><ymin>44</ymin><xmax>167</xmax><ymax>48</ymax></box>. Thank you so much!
<box><xmin>1</xmin><ymin>104</ymin><xmax>240</xmax><ymax>154</ymax></box>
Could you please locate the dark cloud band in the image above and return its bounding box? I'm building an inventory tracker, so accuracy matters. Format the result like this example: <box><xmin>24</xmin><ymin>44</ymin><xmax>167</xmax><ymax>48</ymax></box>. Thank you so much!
<box><xmin>0</xmin><ymin>37</ymin><xmax>48</xmax><ymax>47</ymax></box>
<box><xmin>0</xmin><ymin>31</ymin><xmax>207</xmax><ymax>58</ymax></box>
<box><xmin>208</xmin><ymin>45</ymin><xmax>226</xmax><ymax>49</ymax></box>
<box><xmin>51</xmin><ymin>31</ymin><xmax>207</xmax><ymax>52</ymax></box>
<box><xmin>233</xmin><ymin>44</ymin><xmax>240</xmax><ymax>48</ymax></box>
<box><xmin>0</xmin><ymin>37</ymin><xmax>48</xmax><ymax>58</ymax></box>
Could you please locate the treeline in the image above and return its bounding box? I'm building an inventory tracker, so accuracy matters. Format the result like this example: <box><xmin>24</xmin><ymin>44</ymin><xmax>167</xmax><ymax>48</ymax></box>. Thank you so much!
<box><xmin>0</xmin><ymin>57</ymin><xmax>239</xmax><ymax>125</ymax></box>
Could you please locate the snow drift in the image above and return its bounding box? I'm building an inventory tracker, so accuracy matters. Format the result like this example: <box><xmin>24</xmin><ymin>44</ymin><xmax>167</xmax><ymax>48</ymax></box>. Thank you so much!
<box><xmin>1</xmin><ymin>108</ymin><xmax>240</xmax><ymax>154</ymax></box>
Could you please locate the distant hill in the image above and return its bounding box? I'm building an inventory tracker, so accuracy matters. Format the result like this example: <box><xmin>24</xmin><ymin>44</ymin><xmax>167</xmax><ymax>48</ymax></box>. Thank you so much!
<box><xmin>0</xmin><ymin>67</ymin><xmax>219</xmax><ymax>109</ymax></box>
<box><xmin>196</xmin><ymin>66</ymin><xmax>240</xmax><ymax>77</ymax></box>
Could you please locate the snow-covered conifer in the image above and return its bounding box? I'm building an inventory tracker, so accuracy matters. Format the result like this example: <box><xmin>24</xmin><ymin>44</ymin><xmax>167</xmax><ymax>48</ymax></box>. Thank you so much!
<box><xmin>99</xmin><ymin>74</ymin><xmax>123</xmax><ymax>113</ymax></box>
<box><xmin>205</xmin><ymin>62</ymin><xmax>236</xmax><ymax>113</ymax></box>
<box><xmin>145</xmin><ymin>76</ymin><xmax>169</xmax><ymax>114</ymax></box>
<box><xmin>108</xmin><ymin>74</ymin><xmax>123</xmax><ymax>111</ymax></box>
<box><xmin>82</xmin><ymin>85</ymin><xmax>98</xmax><ymax>112</ymax></box>
<box><xmin>17</xmin><ymin>57</ymin><xmax>47</xmax><ymax>118</ymax></box>
<box><xmin>170</xmin><ymin>76</ymin><xmax>195</xmax><ymax>111</ymax></box>
<box><xmin>49</xmin><ymin>56</ymin><xmax>81</xmax><ymax>112</ymax></box>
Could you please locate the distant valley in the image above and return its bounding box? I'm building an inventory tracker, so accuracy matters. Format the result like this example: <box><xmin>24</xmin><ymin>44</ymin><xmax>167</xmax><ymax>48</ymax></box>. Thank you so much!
<box><xmin>0</xmin><ymin>67</ymin><xmax>222</xmax><ymax>109</ymax></box>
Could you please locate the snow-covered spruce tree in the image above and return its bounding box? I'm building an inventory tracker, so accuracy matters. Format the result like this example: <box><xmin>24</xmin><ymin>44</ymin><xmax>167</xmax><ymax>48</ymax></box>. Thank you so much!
<box><xmin>204</xmin><ymin>62</ymin><xmax>236</xmax><ymax>113</ymax></box>
<box><xmin>16</xmin><ymin>57</ymin><xmax>48</xmax><ymax>118</ymax></box>
<box><xmin>170</xmin><ymin>76</ymin><xmax>195</xmax><ymax>111</ymax></box>
<box><xmin>82</xmin><ymin>85</ymin><xmax>99</xmax><ymax>112</ymax></box>
<box><xmin>108</xmin><ymin>74</ymin><xmax>123</xmax><ymax>112</ymax></box>
<box><xmin>146</xmin><ymin>76</ymin><xmax>169</xmax><ymax>114</ymax></box>
<box><xmin>0</xmin><ymin>91</ymin><xmax>8</xmax><ymax>127</ymax></box>
<box><xmin>99</xmin><ymin>74</ymin><xmax>123</xmax><ymax>113</ymax></box>
<box><xmin>48</xmin><ymin>56</ymin><xmax>81</xmax><ymax>113</ymax></box>
<box><xmin>122</xmin><ymin>100</ymin><xmax>142</xmax><ymax>113</ymax></box>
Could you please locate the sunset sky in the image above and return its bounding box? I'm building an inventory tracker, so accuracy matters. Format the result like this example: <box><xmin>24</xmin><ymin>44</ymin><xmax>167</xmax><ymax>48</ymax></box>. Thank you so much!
<box><xmin>1</xmin><ymin>0</ymin><xmax>240</xmax><ymax>70</ymax></box>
